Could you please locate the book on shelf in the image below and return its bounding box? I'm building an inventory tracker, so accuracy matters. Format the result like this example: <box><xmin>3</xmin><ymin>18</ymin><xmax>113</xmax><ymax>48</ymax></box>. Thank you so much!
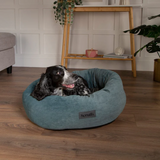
<box><xmin>103</xmin><ymin>53</ymin><xmax>132</xmax><ymax>59</ymax></box>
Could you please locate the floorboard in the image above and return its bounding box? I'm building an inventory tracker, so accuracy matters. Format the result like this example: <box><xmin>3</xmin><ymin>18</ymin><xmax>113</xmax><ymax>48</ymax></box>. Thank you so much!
<box><xmin>0</xmin><ymin>67</ymin><xmax>160</xmax><ymax>160</ymax></box>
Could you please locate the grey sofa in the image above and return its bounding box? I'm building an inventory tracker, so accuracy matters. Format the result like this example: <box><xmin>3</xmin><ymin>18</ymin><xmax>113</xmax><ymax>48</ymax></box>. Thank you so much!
<box><xmin>0</xmin><ymin>32</ymin><xmax>16</xmax><ymax>74</ymax></box>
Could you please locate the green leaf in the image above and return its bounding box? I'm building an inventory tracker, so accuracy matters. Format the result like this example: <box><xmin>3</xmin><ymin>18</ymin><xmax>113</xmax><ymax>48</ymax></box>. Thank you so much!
<box><xmin>148</xmin><ymin>14</ymin><xmax>160</xmax><ymax>20</ymax></box>
<box><xmin>53</xmin><ymin>0</ymin><xmax>83</xmax><ymax>25</ymax></box>
<box><xmin>124</xmin><ymin>25</ymin><xmax>160</xmax><ymax>38</ymax></box>
<box><xmin>146</xmin><ymin>39</ymin><xmax>160</xmax><ymax>53</ymax></box>
<box><xmin>124</xmin><ymin>25</ymin><xmax>146</xmax><ymax>34</ymax></box>
<box><xmin>134</xmin><ymin>44</ymin><xmax>147</xmax><ymax>57</ymax></box>
<box><xmin>155</xmin><ymin>38</ymin><xmax>160</xmax><ymax>43</ymax></box>
<box><xmin>53</xmin><ymin>1</ymin><xmax>57</xmax><ymax>4</ymax></box>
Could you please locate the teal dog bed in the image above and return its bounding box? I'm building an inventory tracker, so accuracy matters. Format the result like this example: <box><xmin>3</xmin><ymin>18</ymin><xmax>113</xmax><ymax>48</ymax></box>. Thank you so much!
<box><xmin>22</xmin><ymin>68</ymin><xmax>126</xmax><ymax>130</ymax></box>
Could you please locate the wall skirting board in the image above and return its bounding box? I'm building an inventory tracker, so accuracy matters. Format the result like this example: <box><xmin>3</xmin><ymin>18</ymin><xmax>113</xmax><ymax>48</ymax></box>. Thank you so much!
<box><xmin>0</xmin><ymin>0</ymin><xmax>160</xmax><ymax>71</ymax></box>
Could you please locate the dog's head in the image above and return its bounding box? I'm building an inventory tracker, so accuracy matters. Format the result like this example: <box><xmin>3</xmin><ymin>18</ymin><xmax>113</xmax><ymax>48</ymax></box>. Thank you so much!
<box><xmin>46</xmin><ymin>65</ymin><xmax>76</xmax><ymax>89</ymax></box>
<box><xmin>31</xmin><ymin>65</ymin><xmax>91</xmax><ymax>100</ymax></box>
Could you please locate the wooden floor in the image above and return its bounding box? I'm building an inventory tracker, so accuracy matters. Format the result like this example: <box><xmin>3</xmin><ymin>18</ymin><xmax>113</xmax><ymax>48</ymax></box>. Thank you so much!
<box><xmin>0</xmin><ymin>67</ymin><xmax>160</xmax><ymax>160</ymax></box>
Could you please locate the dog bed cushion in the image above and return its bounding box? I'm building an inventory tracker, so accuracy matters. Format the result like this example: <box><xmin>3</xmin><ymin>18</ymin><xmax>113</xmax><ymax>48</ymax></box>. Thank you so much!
<box><xmin>22</xmin><ymin>68</ymin><xmax>126</xmax><ymax>130</ymax></box>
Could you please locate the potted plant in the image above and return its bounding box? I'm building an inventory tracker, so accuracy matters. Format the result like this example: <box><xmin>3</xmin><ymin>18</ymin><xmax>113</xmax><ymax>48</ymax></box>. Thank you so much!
<box><xmin>53</xmin><ymin>0</ymin><xmax>82</xmax><ymax>25</ymax></box>
<box><xmin>124</xmin><ymin>14</ymin><xmax>160</xmax><ymax>82</ymax></box>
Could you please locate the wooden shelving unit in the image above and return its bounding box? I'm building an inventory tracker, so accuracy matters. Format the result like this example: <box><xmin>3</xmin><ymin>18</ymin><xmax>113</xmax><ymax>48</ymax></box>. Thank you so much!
<box><xmin>61</xmin><ymin>5</ymin><xmax>141</xmax><ymax>77</ymax></box>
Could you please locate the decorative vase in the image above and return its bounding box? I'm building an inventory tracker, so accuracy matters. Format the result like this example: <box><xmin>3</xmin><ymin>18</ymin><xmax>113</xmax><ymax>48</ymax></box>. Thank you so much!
<box><xmin>108</xmin><ymin>0</ymin><xmax>116</xmax><ymax>5</ymax></box>
<box><xmin>115</xmin><ymin>0</ymin><xmax>120</xmax><ymax>5</ymax></box>
<box><xmin>105</xmin><ymin>0</ymin><xmax>109</xmax><ymax>5</ymax></box>
<box><xmin>154</xmin><ymin>59</ymin><xmax>160</xmax><ymax>82</ymax></box>
<box><xmin>119</xmin><ymin>0</ymin><xmax>130</xmax><ymax>5</ymax></box>
<box><xmin>115</xmin><ymin>47</ymin><xmax>125</xmax><ymax>56</ymax></box>
<box><xmin>109</xmin><ymin>0</ymin><xmax>120</xmax><ymax>5</ymax></box>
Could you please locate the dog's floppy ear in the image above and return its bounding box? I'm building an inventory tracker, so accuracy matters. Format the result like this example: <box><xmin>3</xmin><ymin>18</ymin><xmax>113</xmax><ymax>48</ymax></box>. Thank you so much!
<box><xmin>30</xmin><ymin>73</ymin><xmax>51</xmax><ymax>101</ymax></box>
<box><xmin>59</xmin><ymin>65</ymin><xmax>67</xmax><ymax>70</ymax></box>
<box><xmin>30</xmin><ymin>88</ymin><xmax>48</xmax><ymax>101</ymax></box>
<box><xmin>45</xmin><ymin>67</ymin><xmax>52</xmax><ymax>76</ymax></box>
<box><xmin>63</xmin><ymin>66</ymin><xmax>67</xmax><ymax>70</ymax></box>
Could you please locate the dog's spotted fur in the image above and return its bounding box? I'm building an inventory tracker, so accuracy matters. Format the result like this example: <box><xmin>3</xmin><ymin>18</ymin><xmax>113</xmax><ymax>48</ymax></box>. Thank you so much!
<box><xmin>31</xmin><ymin>65</ymin><xmax>92</xmax><ymax>101</ymax></box>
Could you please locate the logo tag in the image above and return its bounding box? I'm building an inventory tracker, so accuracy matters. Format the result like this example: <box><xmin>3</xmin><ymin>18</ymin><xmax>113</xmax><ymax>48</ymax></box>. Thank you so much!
<box><xmin>79</xmin><ymin>110</ymin><xmax>96</xmax><ymax>119</ymax></box>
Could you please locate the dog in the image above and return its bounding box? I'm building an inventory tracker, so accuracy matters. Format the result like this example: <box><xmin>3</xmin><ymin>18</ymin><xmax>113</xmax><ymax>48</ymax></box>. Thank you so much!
<box><xmin>30</xmin><ymin>65</ymin><xmax>92</xmax><ymax>101</ymax></box>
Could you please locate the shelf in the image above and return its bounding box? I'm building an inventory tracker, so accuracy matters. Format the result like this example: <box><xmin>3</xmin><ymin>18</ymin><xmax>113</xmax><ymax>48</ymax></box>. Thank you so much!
<box><xmin>61</xmin><ymin>6</ymin><xmax>137</xmax><ymax>77</ymax></box>
<box><xmin>75</xmin><ymin>5</ymin><xmax>142</xmax><ymax>8</ymax></box>
<box><xmin>73</xmin><ymin>5</ymin><xmax>141</xmax><ymax>13</ymax></box>
<box><xmin>64</xmin><ymin>54</ymin><xmax>133</xmax><ymax>61</ymax></box>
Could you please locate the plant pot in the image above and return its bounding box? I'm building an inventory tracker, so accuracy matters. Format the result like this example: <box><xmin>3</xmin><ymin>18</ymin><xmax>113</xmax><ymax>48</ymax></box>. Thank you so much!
<box><xmin>153</xmin><ymin>58</ymin><xmax>160</xmax><ymax>82</ymax></box>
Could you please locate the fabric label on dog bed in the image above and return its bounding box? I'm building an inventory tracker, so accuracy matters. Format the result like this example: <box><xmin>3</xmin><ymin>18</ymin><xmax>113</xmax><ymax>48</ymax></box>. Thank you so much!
<box><xmin>79</xmin><ymin>110</ymin><xmax>96</xmax><ymax>119</ymax></box>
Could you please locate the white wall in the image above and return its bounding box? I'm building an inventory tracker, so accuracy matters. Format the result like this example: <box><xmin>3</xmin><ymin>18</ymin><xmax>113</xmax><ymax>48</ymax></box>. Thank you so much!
<box><xmin>0</xmin><ymin>0</ymin><xmax>160</xmax><ymax>71</ymax></box>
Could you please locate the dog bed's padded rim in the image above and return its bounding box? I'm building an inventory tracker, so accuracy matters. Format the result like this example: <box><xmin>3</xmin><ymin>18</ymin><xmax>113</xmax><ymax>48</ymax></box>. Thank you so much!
<box><xmin>22</xmin><ymin>68</ymin><xmax>126</xmax><ymax>130</ymax></box>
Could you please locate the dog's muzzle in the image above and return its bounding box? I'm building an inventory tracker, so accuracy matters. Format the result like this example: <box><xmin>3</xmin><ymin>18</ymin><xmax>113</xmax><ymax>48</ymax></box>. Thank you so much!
<box><xmin>62</xmin><ymin>73</ymin><xmax>77</xmax><ymax>89</ymax></box>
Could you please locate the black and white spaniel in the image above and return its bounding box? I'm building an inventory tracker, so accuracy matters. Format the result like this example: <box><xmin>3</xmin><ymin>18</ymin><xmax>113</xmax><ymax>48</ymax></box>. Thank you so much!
<box><xmin>31</xmin><ymin>65</ymin><xmax>92</xmax><ymax>101</ymax></box>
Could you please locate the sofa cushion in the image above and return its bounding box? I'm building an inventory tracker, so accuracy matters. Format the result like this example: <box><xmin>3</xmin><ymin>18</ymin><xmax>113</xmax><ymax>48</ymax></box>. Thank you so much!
<box><xmin>0</xmin><ymin>32</ymin><xmax>16</xmax><ymax>51</ymax></box>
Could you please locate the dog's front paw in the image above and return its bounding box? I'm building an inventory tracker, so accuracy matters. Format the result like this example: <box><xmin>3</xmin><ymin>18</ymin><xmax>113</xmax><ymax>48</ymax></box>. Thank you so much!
<box><xmin>76</xmin><ymin>84</ymin><xmax>91</xmax><ymax>96</ymax></box>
